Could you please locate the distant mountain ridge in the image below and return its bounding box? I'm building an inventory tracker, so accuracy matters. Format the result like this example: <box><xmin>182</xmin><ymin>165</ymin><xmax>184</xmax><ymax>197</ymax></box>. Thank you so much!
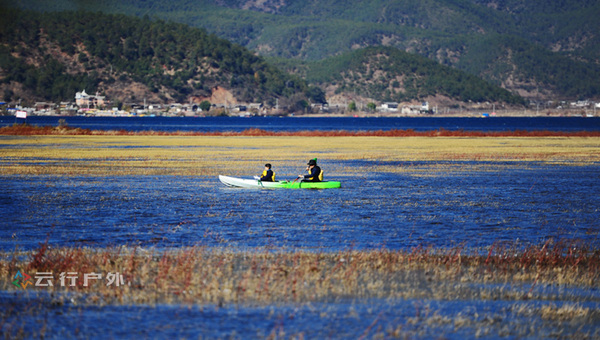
<box><xmin>0</xmin><ymin>8</ymin><xmax>313</xmax><ymax>109</ymax></box>
<box><xmin>1</xmin><ymin>6</ymin><xmax>530</xmax><ymax>108</ymax></box>
<box><xmin>275</xmin><ymin>46</ymin><xmax>524</xmax><ymax>106</ymax></box>
<box><xmin>9</xmin><ymin>0</ymin><xmax>596</xmax><ymax>101</ymax></box>
<box><xmin>169</xmin><ymin>0</ymin><xmax>600</xmax><ymax>101</ymax></box>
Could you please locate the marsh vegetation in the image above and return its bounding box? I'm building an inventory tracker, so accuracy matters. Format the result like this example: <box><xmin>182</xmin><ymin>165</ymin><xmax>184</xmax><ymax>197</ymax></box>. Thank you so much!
<box><xmin>1</xmin><ymin>133</ymin><xmax>599</xmax><ymax>338</ymax></box>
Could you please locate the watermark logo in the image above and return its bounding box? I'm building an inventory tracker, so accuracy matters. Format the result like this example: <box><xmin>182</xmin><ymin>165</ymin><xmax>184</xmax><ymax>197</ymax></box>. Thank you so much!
<box><xmin>11</xmin><ymin>271</ymin><xmax>128</xmax><ymax>288</ymax></box>
<box><xmin>12</xmin><ymin>270</ymin><xmax>33</xmax><ymax>289</ymax></box>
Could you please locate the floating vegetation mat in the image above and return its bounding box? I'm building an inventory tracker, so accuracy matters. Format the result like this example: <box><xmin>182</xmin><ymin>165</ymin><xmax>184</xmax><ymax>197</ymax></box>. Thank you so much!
<box><xmin>2</xmin><ymin>240</ymin><xmax>599</xmax><ymax>305</ymax></box>
<box><xmin>2</xmin><ymin>124</ymin><xmax>600</xmax><ymax>137</ymax></box>
<box><xmin>1</xmin><ymin>135</ymin><xmax>599</xmax><ymax>176</ymax></box>
<box><xmin>2</xmin><ymin>133</ymin><xmax>600</xmax><ymax>338</ymax></box>
<box><xmin>2</xmin><ymin>241</ymin><xmax>600</xmax><ymax>338</ymax></box>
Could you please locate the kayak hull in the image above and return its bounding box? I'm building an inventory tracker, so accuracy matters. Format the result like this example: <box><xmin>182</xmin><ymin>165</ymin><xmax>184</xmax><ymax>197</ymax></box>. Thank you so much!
<box><xmin>219</xmin><ymin>175</ymin><xmax>341</xmax><ymax>189</ymax></box>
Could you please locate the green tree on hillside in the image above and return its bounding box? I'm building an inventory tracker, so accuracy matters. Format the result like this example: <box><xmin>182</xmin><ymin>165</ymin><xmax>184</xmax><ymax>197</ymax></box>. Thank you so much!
<box><xmin>348</xmin><ymin>101</ymin><xmax>357</xmax><ymax>111</ymax></box>
<box><xmin>200</xmin><ymin>100</ymin><xmax>211</xmax><ymax>111</ymax></box>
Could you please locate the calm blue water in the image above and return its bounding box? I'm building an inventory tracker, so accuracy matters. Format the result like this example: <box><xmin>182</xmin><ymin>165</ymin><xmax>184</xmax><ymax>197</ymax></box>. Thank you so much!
<box><xmin>2</xmin><ymin>116</ymin><xmax>600</xmax><ymax>132</ymax></box>
<box><xmin>3</xmin><ymin>292</ymin><xmax>598</xmax><ymax>339</ymax></box>
<box><xmin>2</xmin><ymin>117</ymin><xmax>600</xmax><ymax>339</ymax></box>
<box><xmin>2</xmin><ymin>161</ymin><xmax>599</xmax><ymax>252</ymax></box>
<box><xmin>3</xmin><ymin>116</ymin><xmax>597</xmax><ymax>250</ymax></box>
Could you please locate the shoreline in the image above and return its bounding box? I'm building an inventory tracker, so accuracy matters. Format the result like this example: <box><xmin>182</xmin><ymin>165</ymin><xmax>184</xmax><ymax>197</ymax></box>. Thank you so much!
<box><xmin>2</xmin><ymin>107</ymin><xmax>598</xmax><ymax>119</ymax></box>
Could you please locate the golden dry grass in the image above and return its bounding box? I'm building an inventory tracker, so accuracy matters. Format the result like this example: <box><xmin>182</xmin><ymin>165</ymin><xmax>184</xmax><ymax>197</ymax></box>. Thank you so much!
<box><xmin>1</xmin><ymin>241</ymin><xmax>598</xmax><ymax>306</ymax></box>
<box><xmin>1</xmin><ymin>135</ymin><xmax>599</xmax><ymax>176</ymax></box>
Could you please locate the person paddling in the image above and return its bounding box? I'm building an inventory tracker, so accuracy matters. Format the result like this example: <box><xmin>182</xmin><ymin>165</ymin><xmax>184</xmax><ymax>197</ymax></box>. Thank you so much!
<box><xmin>298</xmin><ymin>158</ymin><xmax>323</xmax><ymax>182</ymax></box>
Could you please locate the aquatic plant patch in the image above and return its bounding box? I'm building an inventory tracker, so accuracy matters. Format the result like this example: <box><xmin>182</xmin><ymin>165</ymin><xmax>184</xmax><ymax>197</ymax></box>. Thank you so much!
<box><xmin>2</xmin><ymin>243</ymin><xmax>599</xmax><ymax>338</ymax></box>
<box><xmin>1</xmin><ymin>241</ymin><xmax>599</xmax><ymax>305</ymax></box>
<box><xmin>3</xmin><ymin>124</ymin><xmax>600</xmax><ymax>137</ymax></box>
<box><xmin>2</xmin><ymin>133</ymin><xmax>600</xmax><ymax>338</ymax></box>
<box><xmin>1</xmin><ymin>135</ymin><xmax>598</xmax><ymax>176</ymax></box>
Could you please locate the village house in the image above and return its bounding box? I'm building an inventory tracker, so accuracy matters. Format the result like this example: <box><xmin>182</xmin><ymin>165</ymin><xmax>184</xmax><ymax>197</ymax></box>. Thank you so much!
<box><xmin>34</xmin><ymin>102</ymin><xmax>56</xmax><ymax>114</ymax></box>
<box><xmin>401</xmin><ymin>101</ymin><xmax>431</xmax><ymax>115</ymax></box>
<box><xmin>75</xmin><ymin>89</ymin><xmax>106</xmax><ymax>109</ymax></box>
<box><xmin>380</xmin><ymin>102</ymin><xmax>399</xmax><ymax>112</ymax></box>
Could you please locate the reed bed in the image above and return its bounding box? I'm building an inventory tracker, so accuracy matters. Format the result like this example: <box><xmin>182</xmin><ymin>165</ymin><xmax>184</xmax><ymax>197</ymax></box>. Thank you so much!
<box><xmin>2</xmin><ymin>126</ymin><xmax>600</xmax><ymax>337</ymax></box>
<box><xmin>1</xmin><ymin>134</ymin><xmax>599</xmax><ymax>176</ymax></box>
<box><xmin>2</xmin><ymin>240</ymin><xmax>598</xmax><ymax>306</ymax></box>
<box><xmin>2</xmin><ymin>124</ymin><xmax>600</xmax><ymax>137</ymax></box>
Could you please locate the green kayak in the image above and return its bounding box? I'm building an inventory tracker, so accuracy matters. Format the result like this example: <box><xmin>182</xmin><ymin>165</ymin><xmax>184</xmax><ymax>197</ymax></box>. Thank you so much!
<box><xmin>219</xmin><ymin>175</ymin><xmax>341</xmax><ymax>189</ymax></box>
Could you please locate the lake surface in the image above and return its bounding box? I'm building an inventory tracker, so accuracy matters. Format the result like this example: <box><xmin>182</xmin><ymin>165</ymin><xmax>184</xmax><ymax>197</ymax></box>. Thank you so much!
<box><xmin>2</xmin><ymin>115</ymin><xmax>600</xmax><ymax>132</ymax></box>
<box><xmin>3</xmin><ymin>291</ymin><xmax>598</xmax><ymax>339</ymax></box>
<box><xmin>2</xmin><ymin>161</ymin><xmax>599</xmax><ymax>252</ymax></box>
<box><xmin>2</xmin><ymin>118</ymin><xmax>600</xmax><ymax>339</ymax></box>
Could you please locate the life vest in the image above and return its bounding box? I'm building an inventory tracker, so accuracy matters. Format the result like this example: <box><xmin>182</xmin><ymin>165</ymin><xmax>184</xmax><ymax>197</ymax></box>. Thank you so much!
<box><xmin>305</xmin><ymin>166</ymin><xmax>323</xmax><ymax>182</ymax></box>
<box><xmin>261</xmin><ymin>169</ymin><xmax>275</xmax><ymax>181</ymax></box>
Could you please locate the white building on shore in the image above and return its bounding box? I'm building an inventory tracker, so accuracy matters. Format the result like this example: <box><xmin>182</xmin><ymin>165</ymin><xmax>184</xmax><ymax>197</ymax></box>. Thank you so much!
<box><xmin>75</xmin><ymin>89</ymin><xmax>105</xmax><ymax>109</ymax></box>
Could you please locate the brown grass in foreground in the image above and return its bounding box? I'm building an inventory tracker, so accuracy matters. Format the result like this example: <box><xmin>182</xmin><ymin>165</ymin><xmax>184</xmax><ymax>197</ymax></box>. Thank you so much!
<box><xmin>2</xmin><ymin>124</ymin><xmax>600</xmax><ymax>137</ymax></box>
<box><xmin>1</xmin><ymin>240</ymin><xmax>598</xmax><ymax>306</ymax></box>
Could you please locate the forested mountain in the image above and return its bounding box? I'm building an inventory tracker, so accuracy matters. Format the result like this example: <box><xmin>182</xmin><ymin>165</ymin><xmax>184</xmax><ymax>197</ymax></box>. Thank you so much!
<box><xmin>0</xmin><ymin>8</ymin><xmax>311</xmax><ymax>108</ymax></box>
<box><xmin>0</xmin><ymin>6</ymin><xmax>526</xmax><ymax>108</ymax></box>
<box><xmin>284</xmin><ymin>46</ymin><xmax>524</xmax><ymax>105</ymax></box>
<box><xmin>6</xmin><ymin>0</ymin><xmax>598</xmax><ymax>102</ymax></box>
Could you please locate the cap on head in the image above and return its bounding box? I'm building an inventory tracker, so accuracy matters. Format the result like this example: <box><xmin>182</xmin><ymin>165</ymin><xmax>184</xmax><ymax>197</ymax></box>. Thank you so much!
<box><xmin>265</xmin><ymin>163</ymin><xmax>271</xmax><ymax>168</ymax></box>
<box><xmin>307</xmin><ymin>159</ymin><xmax>317</xmax><ymax>166</ymax></box>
